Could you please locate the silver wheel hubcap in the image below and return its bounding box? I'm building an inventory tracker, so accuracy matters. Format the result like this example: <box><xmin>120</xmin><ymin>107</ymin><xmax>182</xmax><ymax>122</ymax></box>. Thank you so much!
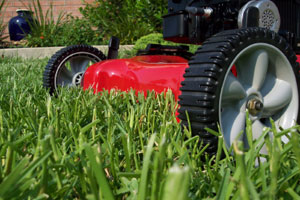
<box><xmin>72</xmin><ymin>72</ymin><xmax>84</xmax><ymax>86</ymax></box>
<box><xmin>55</xmin><ymin>53</ymin><xmax>98</xmax><ymax>89</ymax></box>
<box><xmin>219</xmin><ymin>43</ymin><xmax>299</xmax><ymax>152</ymax></box>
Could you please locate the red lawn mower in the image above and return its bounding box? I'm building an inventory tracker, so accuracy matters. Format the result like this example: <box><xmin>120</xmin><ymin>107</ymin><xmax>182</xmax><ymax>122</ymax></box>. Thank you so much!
<box><xmin>43</xmin><ymin>0</ymin><xmax>300</xmax><ymax>154</ymax></box>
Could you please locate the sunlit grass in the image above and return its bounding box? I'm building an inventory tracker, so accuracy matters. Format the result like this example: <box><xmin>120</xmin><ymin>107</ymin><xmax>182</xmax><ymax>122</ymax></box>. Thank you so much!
<box><xmin>0</xmin><ymin>57</ymin><xmax>300</xmax><ymax>199</ymax></box>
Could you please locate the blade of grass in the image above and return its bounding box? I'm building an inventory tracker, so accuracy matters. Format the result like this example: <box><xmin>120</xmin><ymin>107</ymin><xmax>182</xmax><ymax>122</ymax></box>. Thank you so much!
<box><xmin>138</xmin><ymin>134</ymin><xmax>156</xmax><ymax>200</ymax></box>
<box><xmin>84</xmin><ymin>144</ymin><xmax>115</xmax><ymax>200</ymax></box>
<box><xmin>286</xmin><ymin>188</ymin><xmax>300</xmax><ymax>200</ymax></box>
<box><xmin>161</xmin><ymin>164</ymin><xmax>190</xmax><ymax>200</ymax></box>
<box><xmin>0</xmin><ymin>157</ymin><xmax>29</xmax><ymax>196</ymax></box>
<box><xmin>233</xmin><ymin>141</ymin><xmax>249</xmax><ymax>200</ymax></box>
<box><xmin>0</xmin><ymin>151</ymin><xmax>51</xmax><ymax>197</ymax></box>
<box><xmin>216</xmin><ymin>168</ymin><xmax>230</xmax><ymax>200</ymax></box>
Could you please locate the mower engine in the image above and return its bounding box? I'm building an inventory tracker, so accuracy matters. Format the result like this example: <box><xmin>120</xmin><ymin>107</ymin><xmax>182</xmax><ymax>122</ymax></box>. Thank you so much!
<box><xmin>43</xmin><ymin>0</ymin><xmax>300</xmax><ymax>155</ymax></box>
<box><xmin>163</xmin><ymin>0</ymin><xmax>300</xmax><ymax>53</ymax></box>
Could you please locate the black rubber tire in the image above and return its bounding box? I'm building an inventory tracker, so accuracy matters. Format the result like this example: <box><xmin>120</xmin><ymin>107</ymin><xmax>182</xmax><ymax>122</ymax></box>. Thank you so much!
<box><xmin>178</xmin><ymin>28</ymin><xmax>300</xmax><ymax>154</ymax></box>
<box><xmin>43</xmin><ymin>44</ymin><xmax>106</xmax><ymax>94</ymax></box>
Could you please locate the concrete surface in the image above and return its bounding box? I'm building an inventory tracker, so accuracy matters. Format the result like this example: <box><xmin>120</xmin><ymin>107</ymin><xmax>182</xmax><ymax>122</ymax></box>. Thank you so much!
<box><xmin>0</xmin><ymin>45</ymin><xmax>134</xmax><ymax>59</ymax></box>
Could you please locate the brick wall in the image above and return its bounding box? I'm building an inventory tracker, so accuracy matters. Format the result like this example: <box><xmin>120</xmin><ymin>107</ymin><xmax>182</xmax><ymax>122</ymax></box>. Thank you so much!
<box><xmin>1</xmin><ymin>0</ymin><xmax>94</xmax><ymax>38</ymax></box>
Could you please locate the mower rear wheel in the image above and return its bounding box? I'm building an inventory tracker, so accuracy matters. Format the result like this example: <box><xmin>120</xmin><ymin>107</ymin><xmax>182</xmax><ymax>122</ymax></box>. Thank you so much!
<box><xmin>179</xmin><ymin>28</ymin><xmax>300</xmax><ymax>154</ymax></box>
<box><xmin>43</xmin><ymin>45</ymin><xmax>106</xmax><ymax>94</ymax></box>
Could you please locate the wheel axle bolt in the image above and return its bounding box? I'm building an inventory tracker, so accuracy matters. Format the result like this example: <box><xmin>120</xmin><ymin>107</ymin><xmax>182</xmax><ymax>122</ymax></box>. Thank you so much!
<box><xmin>247</xmin><ymin>99</ymin><xmax>263</xmax><ymax>115</ymax></box>
<box><xmin>255</xmin><ymin>101</ymin><xmax>263</xmax><ymax>111</ymax></box>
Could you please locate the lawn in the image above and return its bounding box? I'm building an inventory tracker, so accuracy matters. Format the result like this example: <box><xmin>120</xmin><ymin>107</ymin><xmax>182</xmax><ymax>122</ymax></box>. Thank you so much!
<box><xmin>0</xmin><ymin>57</ymin><xmax>300</xmax><ymax>199</ymax></box>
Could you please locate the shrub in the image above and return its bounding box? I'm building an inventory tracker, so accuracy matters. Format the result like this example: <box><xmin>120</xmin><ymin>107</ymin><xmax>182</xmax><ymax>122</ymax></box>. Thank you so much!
<box><xmin>24</xmin><ymin>0</ymin><xmax>66</xmax><ymax>47</ymax></box>
<box><xmin>24</xmin><ymin>0</ymin><xmax>104</xmax><ymax>47</ymax></box>
<box><xmin>55</xmin><ymin>16</ymin><xmax>104</xmax><ymax>46</ymax></box>
<box><xmin>26</xmin><ymin>15</ymin><xmax>104</xmax><ymax>47</ymax></box>
<box><xmin>80</xmin><ymin>0</ymin><xmax>168</xmax><ymax>44</ymax></box>
<box><xmin>133</xmin><ymin>33</ymin><xmax>199</xmax><ymax>54</ymax></box>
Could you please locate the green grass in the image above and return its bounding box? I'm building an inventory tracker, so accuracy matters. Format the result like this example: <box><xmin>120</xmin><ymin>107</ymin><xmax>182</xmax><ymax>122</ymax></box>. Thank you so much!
<box><xmin>1</xmin><ymin>57</ymin><xmax>300</xmax><ymax>199</ymax></box>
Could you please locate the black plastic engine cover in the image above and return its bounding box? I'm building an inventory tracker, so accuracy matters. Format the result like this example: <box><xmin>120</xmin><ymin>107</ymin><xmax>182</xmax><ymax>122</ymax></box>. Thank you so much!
<box><xmin>163</xmin><ymin>11</ymin><xmax>189</xmax><ymax>43</ymax></box>
<box><xmin>163</xmin><ymin>0</ymin><xmax>300</xmax><ymax>53</ymax></box>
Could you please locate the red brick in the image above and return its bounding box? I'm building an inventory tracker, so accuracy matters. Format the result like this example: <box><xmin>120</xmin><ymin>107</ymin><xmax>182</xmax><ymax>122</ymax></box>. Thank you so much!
<box><xmin>84</xmin><ymin>0</ymin><xmax>94</xmax><ymax>3</ymax></box>
<box><xmin>13</xmin><ymin>2</ymin><xmax>28</xmax><ymax>7</ymax></box>
<box><xmin>5</xmin><ymin>1</ymin><xmax>14</xmax><ymax>7</ymax></box>
<box><xmin>5</xmin><ymin>7</ymin><xmax>19</xmax><ymax>12</ymax></box>
<box><xmin>1</xmin><ymin>0</ymin><xmax>87</xmax><ymax>27</ymax></box>
<box><xmin>52</xmin><ymin>1</ymin><xmax>66</xmax><ymax>6</ymax></box>
<box><xmin>3</xmin><ymin>12</ymin><xmax>15</xmax><ymax>19</ymax></box>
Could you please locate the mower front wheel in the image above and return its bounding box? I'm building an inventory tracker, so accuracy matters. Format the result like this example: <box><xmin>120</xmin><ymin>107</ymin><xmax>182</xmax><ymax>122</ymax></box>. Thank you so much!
<box><xmin>43</xmin><ymin>45</ymin><xmax>106</xmax><ymax>94</ymax></box>
<box><xmin>179</xmin><ymin>28</ymin><xmax>300</xmax><ymax>154</ymax></box>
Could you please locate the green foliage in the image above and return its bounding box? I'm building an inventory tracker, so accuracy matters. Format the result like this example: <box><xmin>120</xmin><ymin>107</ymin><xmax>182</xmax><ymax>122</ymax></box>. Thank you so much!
<box><xmin>133</xmin><ymin>33</ymin><xmax>174</xmax><ymax>52</ymax></box>
<box><xmin>80</xmin><ymin>0</ymin><xmax>168</xmax><ymax>44</ymax></box>
<box><xmin>23</xmin><ymin>0</ymin><xmax>169</xmax><ymax>47</ymax></box>
<box><xmin>133</xmin><ymin>33</ymin><xmax>199</xmax><ymax>54</ymax></box>
<box><xmin>23</xmin><ymin>0</ymin><xmax>103</xmax><ymax>47</ymax></box>
<box><xmin>1</xmin><ymin>56</ymin><xmax>300</xmax><ymax>199</ymax></box>
<box><xmin>24</xmin><ymin>0</ymin><xmax>66</xmax><ymax>47</ymax></box>
<box><xmin>26</xmin><ymin>15</ymin><xmax>103</xmax><ymax>47</ymax></box>
<box><xmin>0</xmin><ymin>0</ymin><xmax>7</xmax><ymax>45</ymax></box>
<box><xmin>57</xmin><ymin>16</ymin><xmax>104</xmax><ymax>46</ymax></box>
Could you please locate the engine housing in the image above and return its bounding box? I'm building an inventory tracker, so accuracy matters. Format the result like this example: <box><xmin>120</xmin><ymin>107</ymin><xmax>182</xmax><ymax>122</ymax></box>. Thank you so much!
<box><xmin>163</xmin><ymin>0</ymin><xmax>300</xmax><ymax>53</ymax></box>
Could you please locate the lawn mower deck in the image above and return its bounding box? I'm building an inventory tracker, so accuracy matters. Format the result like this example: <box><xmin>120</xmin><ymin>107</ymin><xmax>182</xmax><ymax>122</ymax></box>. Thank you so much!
<box><xmin>82</xmin><ymin>55</ymin><xmax>188</xmax><ymax>100</ymax></box>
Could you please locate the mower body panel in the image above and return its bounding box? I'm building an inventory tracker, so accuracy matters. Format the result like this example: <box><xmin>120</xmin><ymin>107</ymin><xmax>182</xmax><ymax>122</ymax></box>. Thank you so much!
<box><xmin>83</xmin><ymin>55</ymin><xmax>188</xmax><ymax>100</ymax></box>
<box><xmin>83</xmin><ymin>54</ymin><xmax>300</xmax><ymax>99</ymax></box>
